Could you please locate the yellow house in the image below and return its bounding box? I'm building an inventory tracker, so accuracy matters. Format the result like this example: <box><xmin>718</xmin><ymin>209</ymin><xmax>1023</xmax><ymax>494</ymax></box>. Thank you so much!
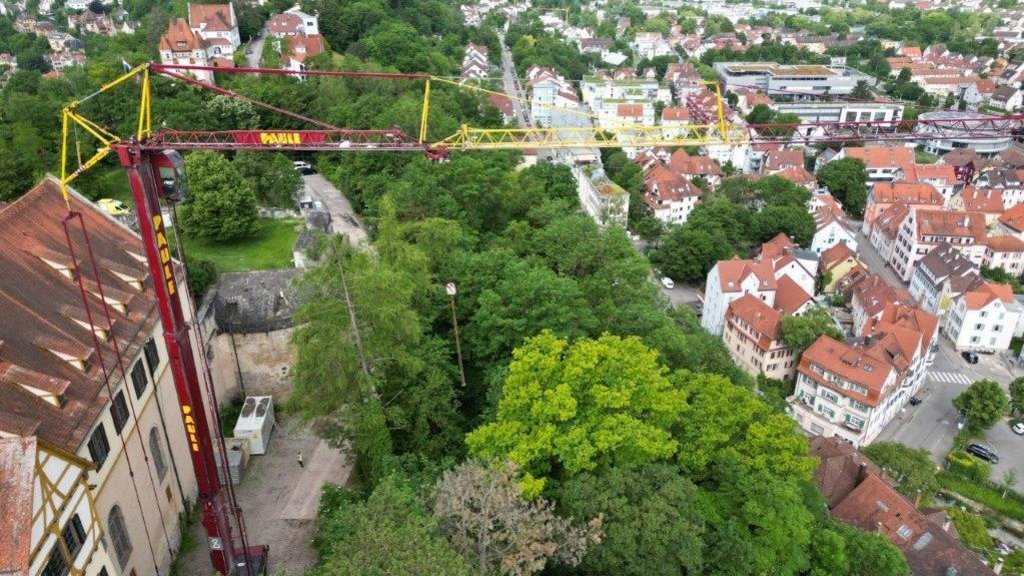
<box><xmin>819</xmin><ymin>243</ymin><xmax>862</xmax><ymax>294</ymax></box>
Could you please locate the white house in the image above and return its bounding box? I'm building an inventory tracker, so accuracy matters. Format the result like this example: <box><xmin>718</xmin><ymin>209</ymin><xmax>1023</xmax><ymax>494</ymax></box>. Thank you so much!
<box><xmin>944</xmin><ymin>281</ymin><xmax>1023</xmax><ymax>351</ymax></box>
<box><xmin>158</xmin><ymin>18</ymin><xmax>214</xmax><ymax>83</ymax></box>
<box><xmin>642</xmin><ymin>164</ymin><xmax>702</xmax><ymax>225</ymax></box>
<box><xmin>811</xmin><ymin>203</ymin><xmax>858</xmax><ymax>255</ymax></box>
<box><xmin>701</xmin><ymin>258</ymin><xmax>777</xmax><ymax>335</ymax></box>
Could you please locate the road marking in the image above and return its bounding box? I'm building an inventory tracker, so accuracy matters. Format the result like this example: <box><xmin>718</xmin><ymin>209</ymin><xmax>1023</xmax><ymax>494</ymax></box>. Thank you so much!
<box><xmin>928</xmin><ymin>371</ymin><xmax>972</xmax><ymax>385</ymax></box>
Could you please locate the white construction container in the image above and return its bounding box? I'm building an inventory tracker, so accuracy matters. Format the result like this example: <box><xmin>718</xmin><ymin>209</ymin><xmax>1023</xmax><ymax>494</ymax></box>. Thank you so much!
<box><xmin>232</xmin><ymin>396</ymin><xmax>275</xmax><ymax>455</ymax></box>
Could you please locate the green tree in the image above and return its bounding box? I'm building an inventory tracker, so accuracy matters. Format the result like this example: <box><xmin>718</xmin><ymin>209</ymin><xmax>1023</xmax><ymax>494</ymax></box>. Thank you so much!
<box><xmin>558</xmin><ymin>463</ymin><xmax>705</xmax><ymax>576</ymax></box>
<box><xmin>431</xmin><ymin>460</ymin><xmax>601</xmax><ymax>576</ymax></box>
<box><xmin>953</xmin><ymin>379</ymin><xmax>1009</xmax><ymax>431</ymax></box>
<box><xmin>754</xmin><ymin>175</ymin><xmax>811</xmax><ymax>208</ymax></box>
<box><xmin>806</xmin><ymin>526</ymin><xmax>848</xmax><ymax>576</ymax></box>
<box><xmin>861</xmin><ymin>442</ymin><xmax>938</xmax><ymax>501</ymax></box>
<box><xmin>816</xmin><ymin>157</ymin><xmax>868</xmax><ymax>218</ymax></box>
<box><xmin>850</xmin><ymin>80</ymin><xmax>873</xmax><ymax>100</ymax></box>
<box><xmin>178</xmin><ymin>151</ymin><xmax>259</xmax><ymax>242</ymax></box>
<box><xmin>840</xmin><ymin>526</ymin><xmax>910</xmax><ymax>576</ymax></box>
<box><xmin>780</xmin><ymin>307</ymin><xmax>843</xmax><ymax>353</ymax></box>
<box><xmin>652</xmin><ymin>226</ymin><xmax>733</xmax><ymax>285</ymax></box>
<box><xmin>184</xmin><ymin>256</ymin><xmax>218</xmax><ymax>300</ymax></box>
<box><xmin>0</xmin><ymin>145</ymin><xmax>37</xmax><ymax>201</ymax></box>
<box><xmin>314</xmin><ymin>475</ymin><xmax>472</xmax><ymax>576</ymax></box>
<box><xmin>1011</xmin><ymin>376</ymin><xmax>1024</xmax><ymax>416</ymax></box>
<box><xmin>233</xmin><ymin>151</ymin><xmax>302</xmax><ymax>207</ymax></box>
<box><xmin>746</xmin><ymin>103</ymin><xmax>776</xmax><ymax>125</ymax></box>
<box><xmin>947</xmin><ymin>508</ymin><xmax>993</xmax><ymax>551</ymax></box>
<box><xmin>1005</xmin><ymin>549</ymin><xmax>1024</xmax><ymax>576</ymax></box>
<box><xmin>754</xmin><ymin>205</ymin><xmax>816</xmax><ymax>246</ymax></box>
<box><xmin>465</xmin><ymin>331</ymin><xmax>687</xmax><ymax>496</ymax></box>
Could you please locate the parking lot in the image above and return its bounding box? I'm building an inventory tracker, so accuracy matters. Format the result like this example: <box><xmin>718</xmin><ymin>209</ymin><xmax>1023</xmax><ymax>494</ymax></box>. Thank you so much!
<box><xmin>878</xmin><ymin>338</ymin><xmax>1024</xmax><ymax>485</ymax></box>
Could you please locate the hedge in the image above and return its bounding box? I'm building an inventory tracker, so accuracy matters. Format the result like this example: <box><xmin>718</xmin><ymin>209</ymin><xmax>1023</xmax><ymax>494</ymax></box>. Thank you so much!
<box><xmin>937</xmin><ymin>473</ymin><xmax>1024</xmax><ymax>524</ymax></box>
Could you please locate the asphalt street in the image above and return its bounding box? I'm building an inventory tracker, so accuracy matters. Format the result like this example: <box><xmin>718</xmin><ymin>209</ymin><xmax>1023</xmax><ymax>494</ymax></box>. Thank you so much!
<box><xmin>245</xmin><ymin>30</ymin><xmax>265</xmax><ymax>68</ymax></box>
<box><xmin>301</xmin><ymin>173</ymin><xmax>368</xmax><ymax>245</ymax></box>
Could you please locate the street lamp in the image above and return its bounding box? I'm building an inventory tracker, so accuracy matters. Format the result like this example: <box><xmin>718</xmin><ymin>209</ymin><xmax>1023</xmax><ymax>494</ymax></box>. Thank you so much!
<box><xmin>447</xmin><ymin>282</ymin><xmax>467</xmax><ymax>388</ymax></box>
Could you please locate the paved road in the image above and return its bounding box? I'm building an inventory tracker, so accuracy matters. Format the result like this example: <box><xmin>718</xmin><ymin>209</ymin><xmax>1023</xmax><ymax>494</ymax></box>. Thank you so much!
<box><xmin>853</xmin><ymin>227</ymin><xmax>904</xmax><ymax>287</ymax></box>
<box><xmin>245</xmin><ymin>30</ymin><xmax>265</xmax><ymax>68</ymax></box>
<box><xmin>878</xmin><ymin>337</ymin><xmax>1024</xmax><ymax>486</ymax></box>
<box><xmin>301</xmin><ymin>173</ymin><xmax>368</xmax><ymax>245</ymax></box>
<box><xmin>498</xmin><ymin>34</ymin><xmax>529</xmax><ymax>129</ymax></box>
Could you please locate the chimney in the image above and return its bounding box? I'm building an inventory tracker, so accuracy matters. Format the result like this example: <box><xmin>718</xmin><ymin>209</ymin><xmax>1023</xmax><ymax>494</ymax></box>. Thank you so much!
<box><xmin>856</xmin><ymin>462</ymin><xmax>870</xmax><ymax>485</ymax></box>
<box><xmin>876</xmin><ymin>521</ymin><xmax>884</xmax><ymax>534</ymax></box>
<box><xmin>913</xmin><ymin>489</ymin><xmax>922</xmax><ymax>507</ymax></box>
<box><xmin>943</xmin><ymin>516</ymin><xmax>952</xmax><ymax>532</ymax></box>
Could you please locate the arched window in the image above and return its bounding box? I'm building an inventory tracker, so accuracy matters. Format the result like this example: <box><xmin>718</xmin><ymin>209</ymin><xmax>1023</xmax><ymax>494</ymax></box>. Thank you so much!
<box><xmin>149</xmin><ymin>427</ymin><xmax>167</xmax><ymax>480</ymax></box>
<box><xmin>107</xmin><ymin>505</ymin><xmax>132</xmax><ymax>568</ymax></box>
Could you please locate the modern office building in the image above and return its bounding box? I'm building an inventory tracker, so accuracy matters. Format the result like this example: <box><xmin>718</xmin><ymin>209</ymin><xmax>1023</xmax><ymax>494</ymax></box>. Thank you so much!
<box><xmin>714</xmin><ymin>61</ymin><xmax>875</xmax><ymax>97</ymax></box>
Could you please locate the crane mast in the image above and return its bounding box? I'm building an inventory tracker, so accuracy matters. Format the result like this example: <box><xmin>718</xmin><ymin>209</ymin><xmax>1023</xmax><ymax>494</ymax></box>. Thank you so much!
<box><xmin>114</xmin><ymin>143</ymin><xmax>266</xmax><ymax>576</ymax></box>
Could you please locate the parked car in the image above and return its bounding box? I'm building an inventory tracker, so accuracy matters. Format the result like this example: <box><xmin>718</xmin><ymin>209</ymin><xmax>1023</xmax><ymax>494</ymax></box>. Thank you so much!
<box><xmin>966</xmin><ymin>443</ymin><xmax>999</xmax><ymax>464</ymax></box>
<box><xmin>909</xmin><ymin>397</ymin><xmax>922</xmax><ymax>406</ymax></box>
<box><xmin>293</xmin><ymin>161</ymin><xmax>315</xmax><ymax>175</ymax></box>
<box><xmin>661</xmin><ymin>277</ymin><xmax>675</xmax><ymax>289</ymax></box>
<box><xmin>961</xmin><ymin>351</ymin><xmax>979</xmax><ymax>364</ymax></box>
<box><xmin>97</xmin><ymin>198</ymin><xmax>130</xmax><ymax>216</ymax></box>
<box><xmin>1012</xmin><ymin>422</ymin><xmax>1024</xmax><ymax>435</ymax></box>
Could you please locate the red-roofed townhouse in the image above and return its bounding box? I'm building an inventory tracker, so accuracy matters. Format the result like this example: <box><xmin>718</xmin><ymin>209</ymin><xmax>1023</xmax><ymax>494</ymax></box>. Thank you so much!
<box><xmin>701</xmin><ymin>258</ymin><xmax>777</xmax><ymax>335</ymax></box>
<box><xmin>668</xmin><ymin>149</ymin><xmax>724</xmax><ymax>187</ymax></box>
<box><xmin>819</xmin><ymin>243</ymin><xmax>860</xmax><ymax>294</ymax></box>
<box><xmin>948</xmin><ymin>186</ymin><xmax>1005</xmax><ymax>224</ymax></box>
<box><xmin>775</xmin><ymin>275</ymin><xmax>814</xmax><ymax>316</ymax></box>
<box><xmin>890</xmin><ymin>209</ymin><xmax>988</xmax><ymax>281</ymax></box>
<box><xmin>895</xmin><ymin>163</ymin><xmax>960</xmax><ymax>202</ymax></box>
<box><xmin>791</xmin><ymin>335</ymin><xmax>902</xmax><ymax>446</ymax></box>
<box><xmin>863</xmin><ymin>303</ymin><xmax>939</xmax><ymax>395</ymax></box>
<box><xmin>811</xmin><ymin>200</ymin><xmax>857</xmax><ymax>255</ymax></box>
<box><xmin>158</xmin><ymin>18</ymin><xmax>214</xmax><ymax>82</ymax></box>
<box><xmin>188</xmin><ymin>3</ymin><xmax>239</xmax><ymax>55</ymax></box>
<box><xmin>722</xmin><ymin>294</ymin><xmax>797</xmax><ymax>380</ymax></box>
<box><xmin>267</xmin><ymin>7</ymin><xmax>319</xmax><ymax>38</ymax></box>
<box><xmin>976</xmin><ymin>167</ymin><xmax>1024</xmax><ymax>209</ymax></box>
<box><xmin>848</xmin><ymin>273</ymin><xmax>911</xmax><ymax>334</ymax></box>
<box><xmin>660</xmin><ymin>106</ymin><xmax>690</xmax><ymax>137</ymax></box>
<box><xmin>642</xmin><ymin>163</ymin><xmax>703</xmax><ymax>226</ymax></box>
<box><xmin>997</xmin><ymin>202</ymin><xmax>1024</xmax><ymax>239</ymax></box>
<box><xmin>0</xmin><ymin>177</ymin><xmax>201</xmax><ymax>576</ymax></box>
<box><xmin>868</xmin><ymin>202</ymin><xmax>909</xmax><ymax>266</ymax></box>
<box><xmin>863</xmin><ymin>181</ymin><xmax>944</xmax><ymax>234</ymax></box>
<box><xmin>983</xmin><ymin>234</ymin><xmax>1024</xmax><ymax>276</ymax></box>
<box><xmin>831</xmin><ymin>146</ymin><xmax>915</xmax><ymax>182</ymax></box>
<box><xmin>280</xmin><ymin>34</ymin><xmax>325</xmax><ymax>73</ymax></box>
<box><xmin>944</xmin><ymin>281</ymin><xmax>1022</xmax><ymax>350</ymax></box>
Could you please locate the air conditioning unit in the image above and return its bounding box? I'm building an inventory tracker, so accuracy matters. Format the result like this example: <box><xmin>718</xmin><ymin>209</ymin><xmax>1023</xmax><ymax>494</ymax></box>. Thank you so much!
<box><xmin>233</xmin><ymin>396</ymin><xmax>276</xmax><ymax>455</ymax></box>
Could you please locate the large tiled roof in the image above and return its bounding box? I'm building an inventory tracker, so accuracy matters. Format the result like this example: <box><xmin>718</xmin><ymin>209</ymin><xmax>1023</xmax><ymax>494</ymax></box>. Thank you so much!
<box><xmin>998</xmin><ymin>202</ymin><xmax>1024</xmax><ymax>233</ymax></box>
<box><xmin>0</xmin><ymin>436</ymin><xmax>35</xmax><ymax>574</ymax></box>
<box><xmin>831</xmin><ymin>474</ymin><xmax>995</xmax><ymax>576</ymax></box>
<box><xmin>774</xmin><ymin>275</ymin><xmax>812</xmax><ymax>315</ymax></box>
<box><xmin>820</xmin><ymin>242</ymin><xmax>856</xmax><ymax>273</ymax></box>
<box><xmin>798</xmin><ymin>336</ymin><xmax>894</xmax><ymax>407</ymax></box>
<box><xmin>900</xmin><ymin>163</ymin><xmax>957</xmax><ymax>184</ymax></box>
<box><xmin>188</xmin><ymin>3</ymin><xmax>234</xmax><ymax>32</ymax></box>
<box><xmin>0</xmin><ymin>177</ymin><xmax>158</xmax><ymax>451</ymax></box>
<box><xmin>809</xmin><ymin>436</ymin><xmax>884</xmax><ymax>508</ymax></box>
<box><xmin>870</xmin><ymin>182</ymin><xmax>943</xmax><ymax>206</ymax></box>
<box><xmin>962</xmin><ymin>281</ymin><xmax>1015</xmax><ymax>311</ymax></box>
<box><xmin>726</xmin><ymin>293</ymin><xmax>782</xmax><ymax>351</ymax></box>
<box><xmin>159</xmin><ymin>17</ymin><xmax>204</xmax><ymax>52</ymax></box>
<box><xmin>915</xmin><ymin>209</ymin><xmax>986</xmax><ymax>241</ymax></box>
<box><xmin>842</xmin><ymin>146</ymin><xmax>915</xmax><ymax>170</ymax></box>
<box><xmin>716</xmin><ymin>258</ymin><xmax>776</xmax><ymax>293</ymax></box>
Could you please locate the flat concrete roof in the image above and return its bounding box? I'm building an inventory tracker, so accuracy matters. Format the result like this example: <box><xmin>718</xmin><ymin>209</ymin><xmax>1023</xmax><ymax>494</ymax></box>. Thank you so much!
<box><xmin>722</xmin><ymin>63</ymin><xmax>837</xmax><ymax>77</ymax></box>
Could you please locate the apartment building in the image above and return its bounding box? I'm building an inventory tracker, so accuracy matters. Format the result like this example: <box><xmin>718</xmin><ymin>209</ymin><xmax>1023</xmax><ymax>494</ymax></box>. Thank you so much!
<box><xmin>944</xmin><ymin>281</ymin><xmax>1023</xmax><ymax>351</ymax></box>
<box><xmin>701</xmin><ymin>258</ymin><xmax>777</xmax><ymax>336</ymax></box>
<box><xmin>862</xmin><ymin>182</ymin><xmax>943</xmax><ymax>234</ymax></box>
<box><xmin>713</xmin><ymin>61</ymin><xmax>874</xmax><ymax>97</ymax></box>
<box><xmin>908</xmin><ymin>243</ymin><xmax>982</xmax><ymax>316</ymax></box>
<box><xmin>526</xmin><ymin>66</ymin><xmax>579</xmax><ymax>126</ymax></box>
<box><xmin>188</xmin><ymin>3</ymin><xmax>239</xmax><ymax>55</ymax></box>
<box><xmin>982</xmin><ymin>234</ymin><xmax>1024</xmax><ymax>276</ymax></box>
<box><xmin>868</xmin><ymin>202</ymin><xmax>910</xmax><ymax>267</ymax></box>
<box><xmin>889</xmin><ymin>209</ymin><xmax>987</xmax><ymax>281</ymax></box>
<box><xmin>847</xmin><ymin>273</ymin><xmax>911</xmax><ymax>334</ymax></box>
<box><xmin>976</xmin><ymin>166</ymin><xmax>1024</xmax><ymax>209</ymax></box>
<box><xmin>722</xmin><ymin>294</ymin><xmax>797</xmax><ymax>381</ymax></box>
<box><xmin>831</xmin><ymin>146</ymin><xmax>915</xmax><ymax>182</ymax></box>
<box><xmin>811</xmin><ymin>201</ymin><xmax>857</xmax><ymax>255</ymax></box>
<box><xmin>580</xmin><ymin>74</ymin><xmax>671</xmax><ymax>107</ymax></box>
<box><xmin>772</xmin><ymin>100</ymin><xmax>903</xmax><ymax>124</ymax></box>
<box><xmin>642</xmin><ymin>163</ymin><xmax>702</xmax><ymax>225</ymax></box>
<box><xmin>0</xmin><ymin>178</ymin><xmax>198</xmax><ymax>576</ymax></box>
<box><xmin>896</xmin><ymin>163</ymin><xmax>960</xmax><ymax>202</ymax></box>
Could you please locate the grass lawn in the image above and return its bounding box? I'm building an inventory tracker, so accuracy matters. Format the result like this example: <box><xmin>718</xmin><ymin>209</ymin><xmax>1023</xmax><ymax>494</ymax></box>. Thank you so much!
<box><xmin>915</xmin><ymin>150</ymin><xmax>939</xmax><ymax>164</ymax></box>
<box><xmin>176</xmin><ymin>218</ymin><xmax>302</xmax><ymax>273</ymax></box>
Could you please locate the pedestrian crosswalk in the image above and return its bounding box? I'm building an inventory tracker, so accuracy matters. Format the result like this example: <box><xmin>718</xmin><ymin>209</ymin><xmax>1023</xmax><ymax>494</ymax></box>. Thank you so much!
<box><xmin>928</xmin><ymin>371</ymin><xmax>973</xmax><ymax>385</ymax></box>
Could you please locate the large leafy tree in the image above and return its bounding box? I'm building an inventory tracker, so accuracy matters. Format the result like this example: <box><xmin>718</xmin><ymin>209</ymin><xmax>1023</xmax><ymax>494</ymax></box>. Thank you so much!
<box><xmin>233</xmin><ymin>151</ymin><xmax>302</xmax><ymax>207</ymax></box>
<box><xmin>652</xmin><ymin>226</ymin><xmax>734</xmax><ymax>284</ymax></box>
<box><xmin>840</xmin><ymin>525</ymin><xmax>910</xmax><ymax>576</ymax></box>
<box><xmin>861</xmin><ymin>442</ymin><xmax>938</xmax><ymax>500</ymax></box>
<box><xmin>314</xmin><ymin>475</ymin><xmax>472</xmax><ymax>576</ymax></box>
<box><xmin>179</xmin><ymin>151</ymin><xmax>259</xmax><ymax>242</ymax></box>
<box><xmin>780</xmin><ymin>307</ymin><xmax>844</xmax><ymax>353</ymax></box>
<box><xmin>558</xmin><ymin>463</ymin><xmax>705</xmax><ymax>576</ymax></box>
<box><xmin>1010</xmin><ymin>376</ymin><xmax>1024</xmax><ymax>416</ymax></box>
<box><xmin>816</xmin><ymin>157</ymin><xmax>868</xmax><ymax>219</ymax></box>
<box><xmin>953</xmin><ymin>379</ymin><xmax>1009</xmax><ymax>431</ymax></box>
<box><xmin>754</xmin><ymin>205</ymin><xmax>816</xmax><ymax>246</ymax></box>
<box><xmin>431</xmin><ymin>460</ymin><xmax>601</xmax><ymax>576</ymax></box>
<box><xmin>465</xmin><ymin>331</ymin><xmax>687</xmax><ymax>496</ymax></box>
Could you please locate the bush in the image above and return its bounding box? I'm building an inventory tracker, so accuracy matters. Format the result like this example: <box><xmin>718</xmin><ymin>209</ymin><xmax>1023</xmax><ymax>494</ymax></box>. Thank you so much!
<box><xmin>946</xmin><ymin>450</ymin><xmax>991</xmax><ymax>482</ymax></box>
<box><xmin>185</xmin><ymin>256</ymin><xmax>218</xmax><ymax>300</ymax></box>
<box><xmin>937</xmin><ymin>473</ymin><xmax>1024</xmax><ymax>524</ymax></box>
<box><xmin>947</xmin><ymin>508</ymin><xmax>993</xmax><ymax>551</ymax></box>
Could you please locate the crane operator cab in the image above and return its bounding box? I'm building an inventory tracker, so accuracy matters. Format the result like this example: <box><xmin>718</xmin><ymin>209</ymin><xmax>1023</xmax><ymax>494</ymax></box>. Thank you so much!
<box><xmin>152</xmin><ymin>149</ymin><xmax>188</xmax><ymax>202</ymax></box>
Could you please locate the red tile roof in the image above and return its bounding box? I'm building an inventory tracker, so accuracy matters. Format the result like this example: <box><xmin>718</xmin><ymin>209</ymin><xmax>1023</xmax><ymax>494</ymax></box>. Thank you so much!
<box><xmin>831</xmin><ymin>474</ymin><xmax>995</xmax><ymax>576</ymax></box>
<box><xmin>763</xmin><ymin>149</ymin><xmax>804</xmax><ymax>172</ymax></box>
<box><xmin>159</xmin><ymin>17</ymin><xmax>204</xmax><ymax>52</ymax></box>
<box><xmin>774</xmin><ymin>275</ymin><xmax>813</xmax><ymax>315</ymax></box>
<box><xmin>984</xmin><ymin>234</ymin><xmax>1024</xmax><ymax>252</ymax></box>
<box><xmin>661</xmin><ymin>106</ymin><xmax>689</xmax><ymax>121</ymax></box>
<box><xmin>842</xmin><ymin>146</ymin><xmax>915</xmax><ymax>170</ymax></box>
<box><xmin>799</xmin><ymin>336</ymin><xmax>894</xmax><ymax>407</ymax></box>
<box><xmin>0</xmin><ymin>178</ymin><xmax>159</xmax><ymax>451</ymax></box>
<box><xmin>669</xmin><ymin>149</ymin><xmax>724</xmax><ymax>178</ymax></box>
<box><xmin>716</xmin><ymin>258</ymin><xmax>777</xmax><ymax>293</ymax></box>
<box><xmin>820</xmin><ymin>242</ymin><xmax>857</xmax><ymax>273</ymax></box>
<box><xmin>962</xmin><ymin>281</ymin><xmax>1015</xmax><ymax>311</ymax></box>
<box><xmin>809</xmin><ymin>436</ymin><xmax>884</xmax><ymax>508</ymax></box>
<box><xmin>285</xmin><ymin>34</ymin><xmax>324</xmax><ymax>64</ymax></box>
<box><xmin>998</xmin><ymin>202</ymin><xmax>1024</xmax><ymax>232</ymax></box>
<box><xmin>900</xmin><ymin>163</ymin><xmax>957</xmax><ymax>185</ymax></box>
<box><xmin>760</xmin><ymin>233</ymin><xmax>794</xmax><ymax>260</ymax></box>
<box><xmin>726</xmin><ymin>293</ymin><xmax>782</xmax><ymax>352</ymax></box>
<box><xmin>915</xmin><ymin>210</ymin><xmax>987</xmax><ymax>241</ymax></box>
<box><xmin>266</xmin><ymin>12</ymin><xmax>303</xmax><ymax>35</ymax></box>
<box><xmin>0</xmin><ymin>436</ymin><xmax>35</xmax><ymax>574</ymax></box>
<box><xmin>617</xmin><ymin>103</ymin><xmax>644</xmax><ymax>117</ymax></box>
<box><xmin>957</xmin><ymin>186</ymin><xmax>1003</xmax><ymax>213</ymax></box>
<box><xmin>871</xmin><ymin>182</ymin><xmax>943</xmax><ymax>205</ymax></box>
<box><xmin>188</xmin><ymin>3</ymin><xmax>234</xmax><ymax>32</ymax></box>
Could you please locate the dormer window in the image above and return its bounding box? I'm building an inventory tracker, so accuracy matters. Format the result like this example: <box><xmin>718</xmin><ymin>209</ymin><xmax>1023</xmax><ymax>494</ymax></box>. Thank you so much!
<box><xmin>49</xmin><ymin>348</ymin><xmax>88</xmax><ymax>372</ymax></box>
<box><xmin>40</xmin><ymin>257</ymin><xmax>74</xmax><ymax>279</ymax></box>
<box><xmin>70</xmin><ymin>318</ymin><xmax>110</xmax><ymax>342</ymax></box>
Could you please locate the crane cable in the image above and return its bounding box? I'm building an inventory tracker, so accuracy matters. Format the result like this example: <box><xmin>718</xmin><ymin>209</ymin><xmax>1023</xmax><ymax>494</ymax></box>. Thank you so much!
<box><xmin>167</xmin><ymin>202</ymin><xmax>257</xmax><ymax>573</ymax></box>
<box><xmin>61</xmin><ymin>210</ymin><xmax>172</xmax><ymax>575</ymax></box>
